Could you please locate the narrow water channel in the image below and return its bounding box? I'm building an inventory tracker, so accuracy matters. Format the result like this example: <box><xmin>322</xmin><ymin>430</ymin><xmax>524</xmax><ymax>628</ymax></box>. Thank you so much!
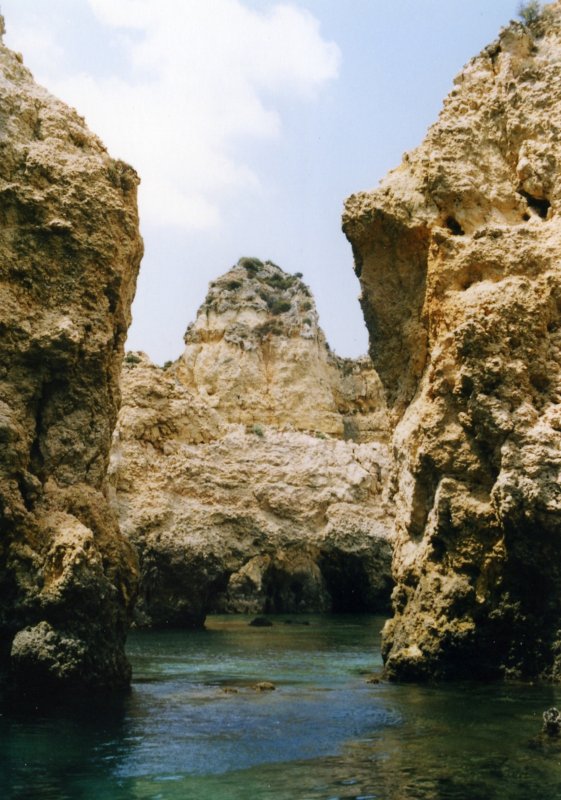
<box><xmin>1</xmin><ymin>615</ymin><xmax>560</xmax><ymax>799</ymax></box>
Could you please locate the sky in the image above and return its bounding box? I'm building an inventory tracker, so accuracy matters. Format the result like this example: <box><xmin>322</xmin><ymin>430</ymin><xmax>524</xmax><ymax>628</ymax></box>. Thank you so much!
<box><xmin>2</xmin><ymin>0</ymin><xmax>521</xmax><ymax>363</ymax></box>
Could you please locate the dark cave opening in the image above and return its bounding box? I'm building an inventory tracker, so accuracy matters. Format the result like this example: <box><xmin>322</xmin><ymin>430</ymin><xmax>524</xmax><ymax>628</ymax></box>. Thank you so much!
<box><xmin>319</xmin><ymin>551</ymin><xmax>391</xmax><ymax>613</ymax></box>
<box><xmin>444</xmin><ymin>216</ymin><xmax>465</xmax><ymax>236</ymax></box>
<box><xmin>517</xmin><ymin>189</ymin><xmax>551</xmax><ymax>219</ymax></box>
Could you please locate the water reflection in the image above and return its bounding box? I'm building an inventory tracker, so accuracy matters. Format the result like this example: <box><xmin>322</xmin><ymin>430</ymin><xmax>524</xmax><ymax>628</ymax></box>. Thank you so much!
<box><xmin>1</xmin><ymin>616</ymin><xmax>561</xmax><ymax>800</ymax></box>
<box><xmin>0</xmin><ymin>693</ymin><xmax>136</xmax><ymax>800</ymax></box>
<box><xmin>362</xmin><ymin>681</ymin><xmax>561</xmax><ymax>800</ymax></box>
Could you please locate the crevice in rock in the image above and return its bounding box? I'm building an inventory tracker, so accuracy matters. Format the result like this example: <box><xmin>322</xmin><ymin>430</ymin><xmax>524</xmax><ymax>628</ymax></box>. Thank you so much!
<box><xmin>16</xmin><ymin>474</ymin><xmax>34</xmax><ymax>512</ymax></box>
<box><xmin>409</xmin><ymin>457</ymin><xmax>440</xmax><ymax>540</ymax></box>
<box><xmin>28</xmin><ymin>379</ymin><xmax>66</xmax><ymax>485</ymax></box>
<box><xmin>29</xmin><ymin>386</ymin><xmax>47</xmax><ymax>484</ymax></box>
<box><xmin>484</xmin><ymin>41</ymin><xmax>502</xmax><ymax>68</ymax></box>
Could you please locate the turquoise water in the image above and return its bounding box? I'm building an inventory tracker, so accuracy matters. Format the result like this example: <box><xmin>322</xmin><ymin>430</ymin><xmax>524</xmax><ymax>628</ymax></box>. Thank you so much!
<box><xmin>1</xmin><ymin>614</ymin><xmax>561</xmax><ymax>799</ymax></box>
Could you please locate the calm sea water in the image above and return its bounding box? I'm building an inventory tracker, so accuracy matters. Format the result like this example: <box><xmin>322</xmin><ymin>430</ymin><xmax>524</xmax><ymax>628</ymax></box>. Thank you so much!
<box><xmin>1</xmin><ymin>614</ymin><xmax>561</xmax><ymax>800</ymax></box>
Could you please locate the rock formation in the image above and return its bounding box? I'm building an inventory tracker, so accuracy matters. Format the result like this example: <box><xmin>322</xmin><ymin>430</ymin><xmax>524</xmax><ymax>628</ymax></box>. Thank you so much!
<box><xmin>343</xmin><ymin>3</ymin><xmax>561</xmax><ymax>680</ymax></box>
<box><xmin>177</xmin><ymin>257</ymin><xmax>387</xmax><ymax>441</ymax></box>
<box><xmin>111</xmin><ymin>259</ymin><xmax>392</xmax><ymax>626</ymax></box>
<box><xmin>0</xmin><ymin>21</ymin><xmax>143</xmax><ymax>693</ymax></box>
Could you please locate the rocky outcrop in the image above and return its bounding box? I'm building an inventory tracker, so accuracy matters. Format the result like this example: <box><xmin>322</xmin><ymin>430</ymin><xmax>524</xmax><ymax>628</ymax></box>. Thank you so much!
<box><xmin>0</xmin><ymin>20</ymin><xmax>143</xmax><ymax>693</ymax></box>
<box><xmin>343</xmin><ymin>3</ymin><xmax>561</xmax><ymax>680</ymax></box>
<box><xmin>177</xmin><ymin>257</ymin><xmax>388</xmax><ymax>441</ymax></box>
<box><xmin>111</xmin><ymin>260</ymin><xmax>392</xmax><ymax>626</ymax></box>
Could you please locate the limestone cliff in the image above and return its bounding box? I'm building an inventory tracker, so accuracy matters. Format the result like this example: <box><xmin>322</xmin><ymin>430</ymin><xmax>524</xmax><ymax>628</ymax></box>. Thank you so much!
<box><xmin>343</xmin><ymin>3</ymin><xmax>561</xmax><ymax>680</ymax></box>
<box><xmin>111</xmin><ymin>260</ymin><xmax>392</xmax><ymax>626</ymax></box>
<box><xmin>177</xmin><ymin>258</ymin><xmax>387</xmax><ymax>441</ymax></box>
<box><xmin>0</xmin><ymin>21</ymin><xmax>143</xmax><ymax>692</ymax></box>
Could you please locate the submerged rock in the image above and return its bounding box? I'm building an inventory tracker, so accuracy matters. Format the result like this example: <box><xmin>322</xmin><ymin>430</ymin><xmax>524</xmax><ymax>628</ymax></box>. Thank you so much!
<box><xmin>543</xmin><ymin>707</ymin><xmax>561</xmax><ymax>736</ymax></box>
<box><xmin>0</xmin><ymin>19</ymin><xmax>143</xmax><ymax>692</ymax></box>
<box><xmin>343</xmin><ymin>4</ymin><xmax>561</xmax><ymax>680</ymax></box>
<box><xmin>110</xmin><ymin>260</ymin><xmax>393</xmax><ymax>626</ymax></box>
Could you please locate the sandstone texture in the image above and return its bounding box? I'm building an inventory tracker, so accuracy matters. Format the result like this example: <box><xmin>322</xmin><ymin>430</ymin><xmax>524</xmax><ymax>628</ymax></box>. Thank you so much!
<box><xmin>111</xmin><ymin>259</ymin><xmax>392</xmax><ymax>626</ymax></box>
<box><xmin>0</xmin><ymin>22</ymin><xmax>143</xmax><ymax>692</ymax></box>
<box><xmin>177</xmin><ymin>258</ymin><xmax>388</xmax><ymax>441</ymax></box>
<box><xmin>343</xmin><ymin>3</ymin><xmax>561</xmax><ymax>681</ymax></box>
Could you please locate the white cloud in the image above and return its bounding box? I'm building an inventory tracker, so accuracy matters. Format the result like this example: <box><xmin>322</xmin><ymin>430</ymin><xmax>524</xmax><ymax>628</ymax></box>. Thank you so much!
<box><xmin>16</xmin><ymin>0</ymin><xmax>340</xmax><ymax>231</ymax></box>
<box><xmin>4</xmin><ymin>20</ymin><xmax>64</xmax><ymax>76</ymax></box>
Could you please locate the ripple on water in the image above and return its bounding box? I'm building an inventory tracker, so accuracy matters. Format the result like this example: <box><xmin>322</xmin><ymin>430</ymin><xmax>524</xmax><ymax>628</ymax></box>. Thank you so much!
<box><xmin>2</xmin><ymin>615</ymin><xmax>561</xmax><ymax>800</ymax></box>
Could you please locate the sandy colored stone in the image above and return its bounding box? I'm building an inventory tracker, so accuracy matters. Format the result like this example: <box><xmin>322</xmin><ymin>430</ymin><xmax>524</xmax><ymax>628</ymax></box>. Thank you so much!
<box><xmin>0</xmin><ymin>19</ymin><xmax>143</xmax><ymax>692</ymax></box>
<box><xmin>343</xmin><ymin>3</ymin><xmax>561</xmax><ymax>681</ymax></box>
<box><xmin>111</xmin><ymin>261</ymin><xmax>392</xmax><ymax>626</ymax></box>
<box><xmin>176</xmin><ymin>258</ymin><xmax>388</xmax><ymax>441</ymax></box>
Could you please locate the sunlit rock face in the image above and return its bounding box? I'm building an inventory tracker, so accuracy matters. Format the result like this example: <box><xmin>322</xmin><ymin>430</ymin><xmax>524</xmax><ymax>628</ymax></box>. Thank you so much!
<box><xmin>344</xmin><ymin>4</ymin><xmax>561</xmax><ymax>681</ymax></box>
<box><xmin>0</xmin><ymin>20</ymin><xmax>143</xmax><ymax>693</ymax></box>
<box><xmin>111</xmin><ymin>259</ymin><xmax>393</xmax><ymax>626</ymax></box>
<box><xmin>177</xmin><ymin>258</ymin><xmax>388</xmax><ymax>442</ymax></box>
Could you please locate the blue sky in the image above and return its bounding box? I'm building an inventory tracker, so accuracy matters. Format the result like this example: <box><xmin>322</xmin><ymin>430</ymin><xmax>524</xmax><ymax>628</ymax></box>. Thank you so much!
<box><xmin>2</xmin><ymin>0</ymin><xmax>520</xmax><ymax>363</ymax></box>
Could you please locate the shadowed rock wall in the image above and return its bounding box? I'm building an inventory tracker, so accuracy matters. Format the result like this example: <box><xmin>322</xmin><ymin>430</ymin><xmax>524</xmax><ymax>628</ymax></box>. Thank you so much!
<box><xmin>0</xmin><ymin>23</ymin><xmax>143</xmax><ymax>693</ymax></box>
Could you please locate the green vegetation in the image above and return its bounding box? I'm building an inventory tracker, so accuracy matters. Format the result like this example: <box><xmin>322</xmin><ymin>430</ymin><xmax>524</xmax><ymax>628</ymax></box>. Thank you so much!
<box><xmin>239</xmin><ymin>261</ymin><xmax>297</xmax><ymax>316</ymax></box>
<box><xmin>294</xmin><ymin>272</ymin><xmax>303</xmax><ymax>278</ymax></box>
<box><xmin>226</xmin><ymin>280</ymin><xmax>242</xmax><ymax>290</ymax></box>
<box><xmin>251</xmin><ymin>423</ymin><xmax>265</xmax><ymax>437</ymax></box>
<box><xmin>106</xmin><ymin>159</ymin><xmax>136</xmax><ymax>191</ymax></box>
<box><xmin>301</xmin><ymin>300</ymin><xmax>312</xmax><ymax>311</ymax></box>
<box><xmin>124</xmin><ymin>352</ymin><xmax>141</xmax><ymax>365</ymax></box>
<box><xmin>201</xmin><ymin>297</ymin><xmax>217</xmax><ymax>314</ymax></box>
<box><xmin>258</xmin><ymin>291</ymin><xmax>290</xmax><ymax>314</ymax></box>
<box><xmin>303</xmin><ymin>317</ymin><xmax>312</xmax><ymax>326</ymax></box>
<box><xmin>262</xmin><ymin>273</ymin><xmax>296</xmax><ymax>291</ymax></box>
<box><xmin>163</xmin><ymin>360</ymin><xmax>172</xmax><ymax>370</ymax></box>
<box><xmin>256</xmin><ymin>320</ymin><xmax>283</xmax><ymax>338</ymax></box>
<box><xmin>270</xmin><ymin>299</ymin><xmax>292</xmax><ymax>315</ymax></box>
<box><xmin>239</xmin><ymin>257</ymin><xmax>263</xmax><ymax>274</ymax></box>
<box><xmin>258</xmin><ymin>288</ymin><xmax>272</xmax><ymax>306</ymax></box>
<box><xmin>518</xmin><ymin>0</ymin><xmax>542</xmax><ymax>24</ymax></box>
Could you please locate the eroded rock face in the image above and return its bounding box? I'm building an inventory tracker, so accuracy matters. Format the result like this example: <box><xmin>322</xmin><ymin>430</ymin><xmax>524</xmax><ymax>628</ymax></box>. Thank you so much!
<box><xmin>0</xmin><ymin>23</ymin><xmax>143</xmax><ymax>692</ymax></box>
<box><xmin>111</xmin><ymin>260</ymin><xmax>392</xmax><ymax>625</ymax></box>
<box><xmin>343</xmin><ymin>5</ymin><xmax>561</xmax><ymax>681</ymax></box>
<box><xmin>177</xmin><ymin>258</ymin><xmax>388</xmax><ymax>441</ymax></box>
